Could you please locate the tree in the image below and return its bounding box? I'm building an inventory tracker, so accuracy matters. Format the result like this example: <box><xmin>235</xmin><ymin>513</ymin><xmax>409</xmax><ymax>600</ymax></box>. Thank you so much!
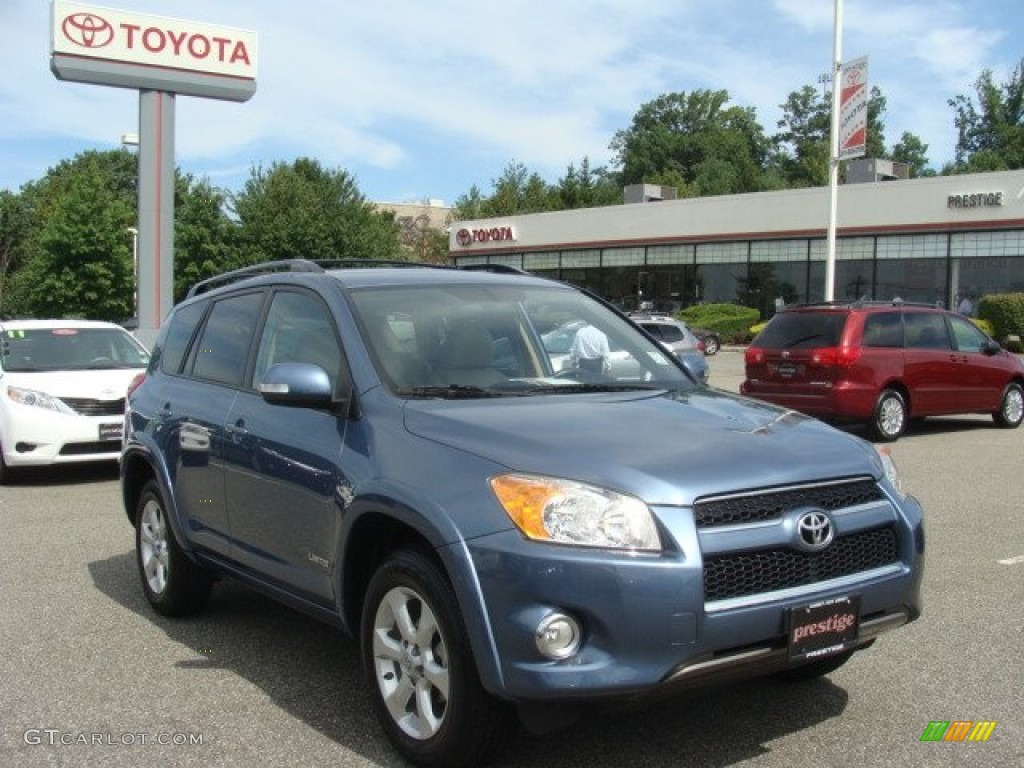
<box><xmin>554</xmin><ymin>157</ymin><xmax>621</xmax><ymax>209</ymax></box>
<box><xmin>609</xmin><ymin>90</ymin><xmax>774</xmax><ymax>197</ymax></box>
<box><xmin>1</xmin><ymin>150</ymin><xmax>137</xmax><ymax>320</ymax></box>
<box><xmin>891</xmin><ymin>132</ymin><xmax>934</xmax><ymax>178</ymax></box>
<box><xmin>173</xmin><ymin>176</ymin><xmax>241</xmax><ymax>301</ymax></box>
<box><xmin>481</xmin><ymin>162</ymin><xmax>556</xmax><ymax>216</ymax></box>
<box><xmin>949</xmin><ymin>59</ymin><xmax>1024</xmax><ymax>172</ymax></box>
<box><xmin>774</xmin><ymin>84</ymin><xmax>891</xmax><ymax>186</ymax></box>
<box><xmin>231</xmin><ymin>157</ymin><xmax>402</xmax><ymax>263</ymax></box>
<box><xmin>775</xmin><ymin>85</ymin><xmax>831</xmax><ymax>187</ymax></box>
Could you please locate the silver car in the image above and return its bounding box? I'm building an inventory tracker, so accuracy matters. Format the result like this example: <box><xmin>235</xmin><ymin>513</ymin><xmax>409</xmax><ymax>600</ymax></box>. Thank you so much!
<box><xmin>629</xmin><ymin>313</ymin><xmax>710</xmax><ymax>382</ymax></box>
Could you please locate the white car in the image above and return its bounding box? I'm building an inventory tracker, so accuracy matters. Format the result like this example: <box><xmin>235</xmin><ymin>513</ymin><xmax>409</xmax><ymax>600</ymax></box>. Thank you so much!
<box><xmin>1</xmin><ymin>319</ymin><xmax>149</xmax><ymax>482</ymax></box>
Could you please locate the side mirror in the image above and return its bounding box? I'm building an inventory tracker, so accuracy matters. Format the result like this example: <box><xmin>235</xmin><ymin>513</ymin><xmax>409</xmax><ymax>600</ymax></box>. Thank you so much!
<box><xmin>259</xmin><ymin>362</ymin><xmax>335</xmax><ymax>408</ymax></box>
<box><xmin>982</xmin><ymin>338</ymin><xmax>1002</xmax><ymax>356</ymax></box>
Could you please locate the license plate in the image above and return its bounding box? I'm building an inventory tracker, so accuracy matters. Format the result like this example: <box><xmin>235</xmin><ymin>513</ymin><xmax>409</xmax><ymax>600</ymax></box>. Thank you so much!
<box><xmin>774</xmin><ymin>362</ymin><xmax>798</xmax><ymax>378</ymax></box>
<box><xmin>99</xmin><ymin>422</ymin><xmax>123</xmax><ymax>441</ymax></box>
<box><xmin>788</xmin><ymin>596</ymin><xmax>860</xmax><ymax>660</ymax></box>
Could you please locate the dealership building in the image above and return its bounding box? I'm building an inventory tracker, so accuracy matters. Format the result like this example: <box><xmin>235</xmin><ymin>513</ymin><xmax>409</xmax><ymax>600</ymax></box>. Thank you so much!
<box><xmin>448</xmin><ymin>168</ymin><xmax>1024</xmax><ymax>318</ymax></box>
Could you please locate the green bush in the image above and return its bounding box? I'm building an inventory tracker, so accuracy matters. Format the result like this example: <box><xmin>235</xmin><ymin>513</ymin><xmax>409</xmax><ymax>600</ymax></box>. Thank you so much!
<box><xmin>679</xmin><ymin>303</ymin><xmax>761</xmax><ymax>344</ymax></box>
<box><xmin>978</xmin><ymin>292</ymin><xmax>1024</xmax><ymax>349</ymax></box>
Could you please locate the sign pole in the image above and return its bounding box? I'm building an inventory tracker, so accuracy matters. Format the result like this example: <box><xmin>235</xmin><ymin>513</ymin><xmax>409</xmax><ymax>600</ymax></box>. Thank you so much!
<box><xmin>825</xmin><ymin>0</ymin><xmax>843</xmax><ymax>302</ymax></box>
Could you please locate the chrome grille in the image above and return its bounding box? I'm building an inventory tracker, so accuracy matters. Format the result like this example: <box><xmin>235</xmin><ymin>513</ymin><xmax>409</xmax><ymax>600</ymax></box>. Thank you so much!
<box><xmin>61</xmin><ymin>397</ymin><xmax>125</xmax><ymax>417</ymax></box>
<box><xmin>694</xmin><ymin>478</ymin><xmax>884</xmax><ymax>528</ymax></box>
<box><xmin>704</xmin><ymin>525</ymin><xmax>898</xmax><ymax>602</ymax></box>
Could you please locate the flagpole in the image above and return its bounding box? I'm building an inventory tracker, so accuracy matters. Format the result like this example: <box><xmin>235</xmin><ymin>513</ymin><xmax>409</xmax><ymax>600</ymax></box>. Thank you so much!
<box><xmin>825</xmin><ymin>0</ymin><xmax>843</xmax><ymax>302</ymax></box>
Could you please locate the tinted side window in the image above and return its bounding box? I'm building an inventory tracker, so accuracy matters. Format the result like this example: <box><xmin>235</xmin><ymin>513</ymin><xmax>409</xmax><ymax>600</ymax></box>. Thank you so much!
<box><xmin>639</xmin><ymin>323</ymin><xmax>664</xmax><ymax>340</ymax></box>
<box><xmin>159</xmin><ymin>301</ymin><xmax>207</xmax><ymax>374</ymax></box>
<box><xmin>657</xmin><ymin>325</ymin><xmax>685</xmax><ymax>343</ymax></box>
<box><xmin>905</xmin><ymin>312</ymin><xmax>950</xmax><ymax>350</ymax></box>
<box><xmin>192</xmin><ymin>292</ymin><xmax>264</xmax><ymax>386</ymax></box>
<box><xmin>755</xmin><ymin>312</ymin><xmax>846</xmax><ymax>349</ymax></box>
<box><xmin>862</xmin><ymin>312</ymin><xmax>903</xmax><ymax>348</ymax></box>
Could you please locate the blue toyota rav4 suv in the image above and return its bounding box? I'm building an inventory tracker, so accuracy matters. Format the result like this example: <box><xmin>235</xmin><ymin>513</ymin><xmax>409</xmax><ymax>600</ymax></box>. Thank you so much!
<box><xmin>121</xmin><ymin>260</ymin><xmax>924</xmax><ymax>766</ymax></box>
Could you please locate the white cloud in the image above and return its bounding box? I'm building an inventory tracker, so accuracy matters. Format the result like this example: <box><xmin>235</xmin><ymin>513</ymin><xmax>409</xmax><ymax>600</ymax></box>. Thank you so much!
<box><xmin>1</xmin><ymin>0</ymin><xmax>1021</xmax><ymax>200</ymax></box>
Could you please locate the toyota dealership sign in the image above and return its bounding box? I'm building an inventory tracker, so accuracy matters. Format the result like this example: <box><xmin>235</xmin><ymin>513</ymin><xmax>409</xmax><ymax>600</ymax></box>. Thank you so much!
<box><xmin>51</xmin><ymin>0</ymin><xmax>257</xmax><ymax>101</ymax></box>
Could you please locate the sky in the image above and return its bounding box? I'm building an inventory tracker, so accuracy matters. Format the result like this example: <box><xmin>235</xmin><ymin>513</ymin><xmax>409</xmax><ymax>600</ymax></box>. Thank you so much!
<box><xmin>1</xmin><ymin>0</ymin><xmax>1022</xmax><ymax>208</ymax></box>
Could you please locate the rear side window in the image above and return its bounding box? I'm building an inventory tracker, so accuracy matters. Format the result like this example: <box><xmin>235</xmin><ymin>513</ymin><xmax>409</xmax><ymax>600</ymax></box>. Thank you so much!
<box><xmin>905</xmin><ymin>312</ymin><xmax>950</xmax><ymax>350</ymax></box>
<box><xmin>159</xmin><ymin>301</ymin><xmax>207</xmax><ymax>374</ymax></box>
<box><xmin>755</xmin><ymin>312</ymin><xmax>846</xmax><ymax>349</ymax></box>
<box><xmin>862</xmin><ymin>312</ymin><xmax>904</xmax><ymax>348</ymax></box>
<box><xmin>191</xmin><ymin>292</ymin><xmax>265</xmax><ymax>386</ymax></box>
<box><xmin>655</xmin><ymin>325</ymin><xmax>685</xmax><ymax>344</ymax></box>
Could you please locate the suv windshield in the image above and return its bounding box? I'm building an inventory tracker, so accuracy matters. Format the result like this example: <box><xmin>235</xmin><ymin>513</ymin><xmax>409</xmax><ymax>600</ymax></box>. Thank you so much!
<box><xmin>2</xmin><ymin>327</ymin><xmax>150</xmax><ymax>372</ymax></box>
<box><xmin>348</xmin><ymin>283</ymin><xmax>694</xmax><ymax>395</ymax></box>
<box><xmin>754</xmin><ymin>312</ymin><xmax>846</xmax><ymax>350</ymax></box>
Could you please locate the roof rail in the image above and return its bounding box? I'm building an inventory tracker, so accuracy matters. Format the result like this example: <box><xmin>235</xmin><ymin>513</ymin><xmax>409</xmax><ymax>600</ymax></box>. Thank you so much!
<box><xmin>456</xmin><ymin>263</ymin><xmax>530</xmax><ymax>275</ymax></box>
<box><xmin>783</xmin><ymin>299</ymin><xmax>939</xmax><ymax>311</ymax></box>
<box><xmin>186</xmin><ymin>259</ymin><xmax>324</xmax><ymax>298</ymax></box>
<box><xmin>184</xmin><ymin>258</ymin><xmax>539</xmax><ymax>301</ymax></box>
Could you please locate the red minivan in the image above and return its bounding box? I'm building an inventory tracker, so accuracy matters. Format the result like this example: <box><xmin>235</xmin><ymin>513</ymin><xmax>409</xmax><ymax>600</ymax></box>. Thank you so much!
<box><xmin>741</xmin><ymin>301</ymin><xmax>1024</xmax><ymax>441</ymax></box>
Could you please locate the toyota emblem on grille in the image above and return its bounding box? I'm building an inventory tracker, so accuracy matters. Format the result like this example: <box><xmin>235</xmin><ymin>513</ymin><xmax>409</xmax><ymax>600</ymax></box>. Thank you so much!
<box><xmin>797</xmin><ymin>510</ymin><xmax>833</xmax><ymax>550</ymax></box>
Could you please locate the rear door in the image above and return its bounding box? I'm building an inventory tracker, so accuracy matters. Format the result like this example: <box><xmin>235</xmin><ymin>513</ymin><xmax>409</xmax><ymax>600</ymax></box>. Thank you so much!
<box><xmin>902</xmin><ymin>310</ymin><xmax>959</xmax><ymax>414</ymax></box>
<box><xmin>171</xmin><ymin>291</ymin><xmax>266</xmax><ymax>556</ymax></box>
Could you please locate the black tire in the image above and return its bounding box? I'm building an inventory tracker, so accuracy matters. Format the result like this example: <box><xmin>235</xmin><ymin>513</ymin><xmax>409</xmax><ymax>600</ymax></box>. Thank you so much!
<box><xmin>703</xmin><ymin>335</ymin><xmax>720</xmax><ymax>356</ymax></box>
<box><xmin>777</xmin><ymin>649</ymin><xmax>856</xmax><ymax>682</ymax></box>
<box><xmin>135</xmin><ymin>480</ymin><xmax>212</xmax><ymax>616</ymax></box>
<box><xmin>992</xmin><ymin>382</ymin><xmax>1024</xmax><ymax>428</ymax></box>
<box><xmin>870</xmin><ymin>389</ymin><xmax>907</xmax><ymax>442</ymax></box>
<box><xmin>361</xmin><ymin>548</ymin><xmax>513</xmax><ymax>767</ymax></box>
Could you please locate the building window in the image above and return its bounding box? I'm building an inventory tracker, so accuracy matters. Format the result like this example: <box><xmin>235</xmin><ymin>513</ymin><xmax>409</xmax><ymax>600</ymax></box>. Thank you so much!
<box><xmin>751</xmin><ymin>239</ymin><xmax>809</xmax><ymax>262</ymax></box>
<box><xmin>561</xmin><ymin>249</ymin><xmax>601</xmax><ymax>268</ymax></box>
<box><xmin>523</xmin><ymin>252</ymin><xmax>559</xmax><ymax>270</ymax></box>
<box><xmin>837</xmin><ymin>237</ymin><xmax>875</xmax><ymax>260</ymax></box>
<box><xmin>647</xmin><ymin>244</ymin><xmax>694</xmax><ymax>265</ymax></box>
<box><xmin>601</xmin><ymin>247</ymin><xmax>644</xmax><ymax>266</ymax></box>
<box><xmin>877</xmin><ymin>234</ymin><xmax>946</xmax><ymax>259</ymax></box>
<box><xmin>696</xmin><ymin>242</ymin><xmax>748</xmax><ymax>264</ymax></box>
<box><xmin>952</xmin><ymin>230</ymin><xmax>1024</xmax><ymax>258</ymax></box>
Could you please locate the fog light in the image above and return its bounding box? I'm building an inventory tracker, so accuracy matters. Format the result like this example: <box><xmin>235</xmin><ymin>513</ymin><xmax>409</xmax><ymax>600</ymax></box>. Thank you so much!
<box><xmin>535</xmin><ymin>613</ymin><xmax>581</xmax><ymax>660</ymax></box>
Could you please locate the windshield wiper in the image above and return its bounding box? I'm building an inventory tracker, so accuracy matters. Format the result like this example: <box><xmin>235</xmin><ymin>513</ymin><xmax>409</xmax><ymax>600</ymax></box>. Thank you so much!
<box><xmin>395</xmin><ymin>384</ymin><xmax>509</xmax><ymax>399</ymax></box>
<box><xmin>782</xmin><ymin>334</ymin><xmax>828</xmax><ymax>349</ymax></box>
<box><xmin>525</xmin><ymin>382</ymin><xmax>666</xmax><ymax>394</ymax></box>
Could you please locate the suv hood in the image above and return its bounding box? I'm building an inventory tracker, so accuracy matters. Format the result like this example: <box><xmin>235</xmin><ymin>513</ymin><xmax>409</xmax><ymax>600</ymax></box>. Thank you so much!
<box><xmin>403</xmin><ymin>388</ymin><xmax>879</xmax><ymax>505</ymax></box>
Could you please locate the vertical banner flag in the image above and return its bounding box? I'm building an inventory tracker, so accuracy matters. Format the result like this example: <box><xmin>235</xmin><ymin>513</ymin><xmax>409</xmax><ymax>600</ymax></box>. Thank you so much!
<box><xmin>839</xmin><ymin>56</ymin><xmax>869</xmax><ymax>159</ymax></box>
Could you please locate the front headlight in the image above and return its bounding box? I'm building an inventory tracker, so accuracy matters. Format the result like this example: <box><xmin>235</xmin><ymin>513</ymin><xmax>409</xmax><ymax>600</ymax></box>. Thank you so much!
<box><xmin>490</xmin><ymin>473</ymin><xmax>661</xmax><ymax>551</ymax></box>
<box><xmin>874</xmin><ymin>446</ymin><xmax>904</xmax><ymax>499</ymax></box>
<box><xmin>6</xmin><ymin>386</ymin><xmax>72</xmax><ymax>414</ymax></box>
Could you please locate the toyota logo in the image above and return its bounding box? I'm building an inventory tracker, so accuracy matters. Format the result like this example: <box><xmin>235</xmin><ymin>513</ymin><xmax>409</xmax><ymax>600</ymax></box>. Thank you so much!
<box><xmin>796</xmin><ymin>510</ymin><xmax>833</xmax><ymax>551</ymax></box>
<box><xmin>62</xmin><ymin>13</ymin><xmax>115</xmax><ymax>49</ymax></box>
<box><xmin>455</xmin><ymin>228</ymin><xmax>472</xmax><ymax>247</ymax></box>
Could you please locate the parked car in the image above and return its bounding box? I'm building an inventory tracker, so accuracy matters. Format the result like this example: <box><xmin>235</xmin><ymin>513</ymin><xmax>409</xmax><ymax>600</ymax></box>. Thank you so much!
<box><xmin>0</xmin><ymin>318</ymin><xmax>149</xmax><ymax>482</ymax></box>
<box><xmin>121</xmin><ymin>262</ymin><xmax>923</xmax><ymax>766</ymax></box>
<box><xmin>741</xmin><ymin>300</ymin><xmax>1024</xmax><ymax>441</ymax></box>
<box><xmin>692</xmin><ymin>327</ymin><xmax>721</xmax><ymax>355</ymax></box>
<box><xmin>627</xmin><ymin>312</ymin><xmax>710</xmax><ymax>381</ymax></box>
<box><xmin>544</xmin><ymin>317</ymin><xmax>708</xmax><ymax>383</ymax></box>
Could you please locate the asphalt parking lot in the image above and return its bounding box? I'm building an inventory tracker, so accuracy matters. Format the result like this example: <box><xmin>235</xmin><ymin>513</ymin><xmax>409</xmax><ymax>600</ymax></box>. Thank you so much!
<box><xmin>2</xmin><ymin>347</ymin><xmax>1022</xmax><ymax>767</ymax></box>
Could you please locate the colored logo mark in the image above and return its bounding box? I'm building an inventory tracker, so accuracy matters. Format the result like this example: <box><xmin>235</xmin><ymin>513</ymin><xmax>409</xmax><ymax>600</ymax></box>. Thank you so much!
<box><xmin>920</xmin><ymin>721</ymin><xmax>997</xmax><ymax>742</ymax></box>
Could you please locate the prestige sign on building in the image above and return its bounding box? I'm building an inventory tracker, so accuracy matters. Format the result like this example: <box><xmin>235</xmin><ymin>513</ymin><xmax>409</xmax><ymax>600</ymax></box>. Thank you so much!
<box><xmin>51</xmin><ymin>0</ymin><xmax>257</xmax><ymax>101</ymax></box>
